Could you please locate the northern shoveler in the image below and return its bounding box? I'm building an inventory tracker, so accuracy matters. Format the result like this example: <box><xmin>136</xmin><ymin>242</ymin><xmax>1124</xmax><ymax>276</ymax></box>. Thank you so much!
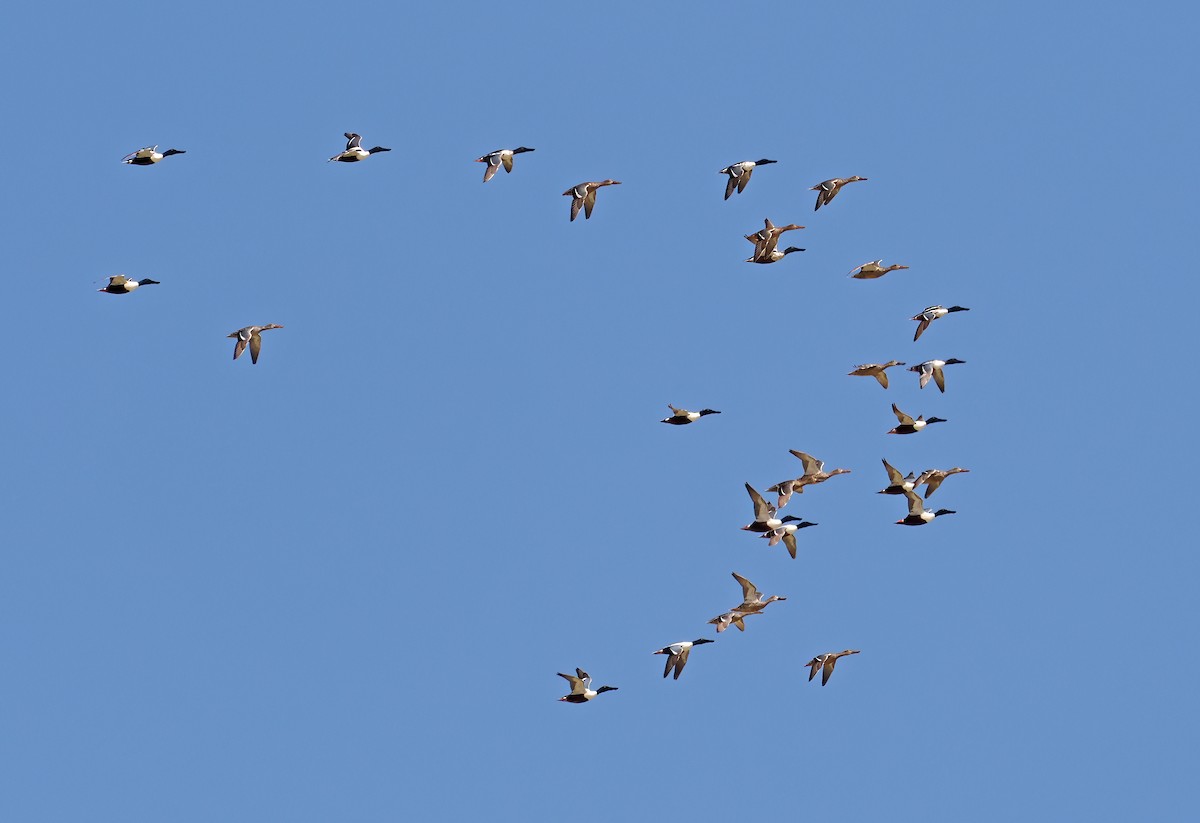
<box><xmin>811</xmin><ymin>176</ymin><xmax>866</xmax><ymax>211</ymax></box>
<box><xmin>476</xmin><ymin>147</ymin><xmax>535</xmax><ymax>182</ymax></box>
<box><xmin>719</xmin><ymin>159</ymin><xmax>777</xmax><ymax>199</ymax></box>
<box><xmin>228</xmin><ymin>324</ymin><xmax>284</xmax><ymax>364</ymax></box>
<box><xmin>563</xmin><ymin>180</ymin><xmax>621</xmax><ymax>221</ymax></box>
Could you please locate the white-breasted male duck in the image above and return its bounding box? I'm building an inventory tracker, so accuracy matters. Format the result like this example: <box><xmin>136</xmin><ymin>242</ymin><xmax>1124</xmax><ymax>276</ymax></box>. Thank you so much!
<box><xmin>328</xmin><ymin>133</ymin><xmax>391</xmax><ymax>162</ymax></box>
<box><xmin>98</xmin><ymin>275</ymin><xmax>159</xmax><ymax>294</ymax></box>
<box><xmin>915</xmin><ymin>467</ymin><xmax>970</xmax><ymax>499</ymax></box>
<box><xmin>878</xmin><ymin>458</ymin><xmax>917</xmax><ymax>495</ymax></box>
<box><xmin>708</xmin><ymin>608</ymin><xmax>761</xmax><ymax>633</ymax></box>
<box><xmin>653</xmin><ymin>639</ymin><xmax>715</xmax><ymax>680</ymax></box>
<box><xmin>557</xmin><ymin>668</ymin><xmax>618</xmax><ymax>703</ymax></box>
<box><xmin>476</xmin><ymin>147</ymin><xmax>535</xmax><ymax>182</ymax></box>
<box><xmin>849</xmin><ymin>260</ymin><xmax>909</xmax><ymax>280</ymax></box>
<box><xmin>228</xmin><ymin>324</ymin><xmax>284</xmax><ymax>364</ymax></box>
<box><xmin>912</xmin><ymin>305</ymin><xmax>970</xmax><ymax>341</ymax></box>
<box><xmin>909</xmin><ymin>358</ymin><xmax>966</xmax><ymax>393</ymax></box>
<box><xmin>742</xmin><ymin>483</ymin><xmax>808</xmax><ymax>533</ymax></box>
<box><xmin>888</xmin><ymin>403</ymin><xmax>946</xmax><ymax>435</ymax></box>
<box><xmin>811</xmin><ymin>176</ymin><xmax>867</xmax><ymax>211</ymax></box>
<box><xmin>760</xmin><ymin>520</ymin><xmax>818</xmax><ymax>559</ymax></box>
<box><xmin>744</xmin><ymin>218</ymin><xmax>805</xmax><ymax>263</ymax></box>
<box><xmin>805</xmin><ymin>650</ymin><xmax>860</xmax><ymax>686</ymax></box>
<box><xmin>746</xmin><ymin>246</ymin><xmax>806</xmax><ymax>264</ymax></box>
<box><xmin>897</xmin><ymin>489</ymin><xmax>956</xmax><ymax>526</ymax></box>
<box><xmin>661</xmin><ymin>404</ymin><xmax>721</xmax><ymax>425</ymax></box>
<box><xmin>122</xmin><ymin>146</ymin><xmax>186</xmax><ymax>165</ymax></box>
<box><xmin>563</xmin><ymin>179</ymin><xmax>621</xmax><ymax>221</ymax></box>
<box><xmin>719</xmin><ymin>159</ymin><xmax>777</xmax><ymax>200</ymax></box>
<box><xmin>766</xmin><ymin>450</ymin><xmax>851</xmax><ymax>507</ymax></box>
<box><xmin>848</xmin><ymin>361</ymin><xmax>906</xmax><ymax>389</ymax></box>
<box><xmin>731</xmin><ymin>571</ymin><xmax>787</xmax><ymax>613</ymax></box>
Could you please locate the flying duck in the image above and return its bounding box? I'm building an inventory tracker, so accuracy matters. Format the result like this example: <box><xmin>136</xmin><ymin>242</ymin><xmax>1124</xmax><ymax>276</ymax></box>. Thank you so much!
<box><xmin>731</xmin><ymin>571</ymin><xmax>787</xmax><ymax>613</ymax></box>
<box><xmin>914</xmin><ymin>467</ymin><xmax>970</xmax><ymax>499</ymax></box>
<box><xmin>98</xmin><ymin>275</ymin><xmax>159</xmax><ymax>294</ymax></box>
<box><xmin>848</xmin><ymin>361</ymin><xmax>906</xmax><ymax>389</ymax></box>
<box><xmin>805</xmin><ymin>650</ymin><xmax>860</xmax><ymax>686</ymax></box>
<box><xmin>878</xmin><ymin>458</ymin><xmax>918</xmax><ymax>495</ymax></box>
<box><xmin>121</xmin><ymin>146</ymin><xmax>186</xmax><ymax>165</ymax></box>
<box><xmin>328</xmin><ymin>133</ymin><xmax>391</xmax><ymax>162</ymax></box>
<box><xmin>719</xmin><ymin>159</ymin><xmax>777</xmax><ymax>199</ymax></box>
<box><xmin>228</xmin><ymin>324</ymin><xmax>284</xmax><ymax>364</ymax></box>
<box><xmin>897</xmin><ymin>489</ymin><xmax>956</xmax><ymax>526</ymax></box>
<box><xmin>888</xmin><ymin>403</ymin><xmax>946</xmax><ymax>435</ymax></box>
<box><xmin>742</xmin><ymin>483</ymin><xmax>808</xmax><ymax>533</ymax></box>
<box><xmin>661</xmin><ymin>404</ymin><xmax>721</xmax><ymax>425</ymax></box>
<box><xmin>760</xmin><ymin>520</ymin><xmax>818</xmax><ymax>559</ymax></box>
<box><xmin>563</xmin><ymin>180</ymin><xmax>621</xmax><ymax>221</ymax></box>
<box><xmin>744</xmin><ymin>218</ymin><xmax>805</xmax><ymax>262</ymax></box>
<box><xmin>708</xmin><ymin>608</ymin><xmax>761</xmax><ymax>634</ymax></box>
<box><xmin>746</xmin><ymin>246</ymin><xmax>806</xmax><ymax>264</ymax></box>
<box><xmin>909</xmin><ymin>358</ymin><xmax>966</xmax><ymax>393</ymax></box>
<box><xmin>557</xmin><ymin>668</ymin><xmax>618</xmax><ymax>703</ymax></box>
<box><xmin>476</xmin><ymin>147</ymin><xmax>535</xmax><ymax>182</ymax></box>
<box><xmin>849</xmin><ymin>260</ymin><xmax>909</xmax><ymax>279</ymax></box>
<box><xmin>769</xmin><ymin>450</ymin><xmax>851</xmax><ymax>506</ymax></box>
<box><xmin>811</xmin><ymin>176</ymin><xmax>867</xmax><ymax>211</ymax></box>
<box><xmin>912</xmin><ymin>305</ymin><xmax>970</xmax><ymax>341</ymax></box>
<box><xmin>653</xmin><ymin>639</ymin><xmax>715</xmax><ymax>680</ymax></box>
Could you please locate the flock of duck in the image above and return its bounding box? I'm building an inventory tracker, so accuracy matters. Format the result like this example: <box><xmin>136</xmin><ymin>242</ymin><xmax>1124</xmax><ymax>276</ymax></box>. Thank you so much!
<box><xmin>110</xmin><ymin>136</ymin><xmax>970</xmax><ymax>703</ymax></box>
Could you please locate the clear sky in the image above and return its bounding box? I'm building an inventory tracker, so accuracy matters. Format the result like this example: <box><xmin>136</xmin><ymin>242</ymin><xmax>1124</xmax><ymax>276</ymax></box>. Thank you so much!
<box><xmin>2</xmin><ymin>2</ymin><xmax>1197</xmax><ymax>820</ymax></box>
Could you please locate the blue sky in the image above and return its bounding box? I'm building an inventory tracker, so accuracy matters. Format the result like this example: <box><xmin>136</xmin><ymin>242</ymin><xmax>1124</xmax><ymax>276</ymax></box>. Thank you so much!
<box><xmin>2</xmin><ymin>2</ymin><xmax>1197</xmax><ymax>820</ymax></box>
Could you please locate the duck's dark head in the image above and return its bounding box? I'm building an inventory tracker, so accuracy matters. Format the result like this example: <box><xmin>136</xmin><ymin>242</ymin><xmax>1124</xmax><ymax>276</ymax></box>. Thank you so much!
<box><xmin>692</xmin><ymin>638</ymin><xmax>715</xmax><ymax>646</ymax></box>
<box><xmin>162</xmin><ymin>149</ymin><xmax>186</xmax><ymax>157</ymax></box>
<box><xmin>780</xmin><ymin>516</ymin><xmax>810</xmax><ymax>526</ymax></box>
<box><xmin>944</xmin><ymin>358</ymin><xmax>966</xmax><ymax>365</ymax></box>
<box><xmin>934</xmin><ymin>509</ymin><xmax>957</xmax><ymax>517</ymax></box>
<box><xmin>948</xmin><ymin>306</ymin><xmax>970</xmax><ymax>312</ymax></box>
<box><xmin>698</xmin><ymin>409</ymin><xmax>721</xmax><ymax>416</ymax></box>
<box><xmin>513</xmin><ymin>147</ymin><xmax>535</xmax><ymax>153</ymax></box>
<box><xmin>596</xmin><ymin>685</ymin><xmax>618</xmax><ymax>694</ymax></box>
<box><xmin>755</xmin><ymin>159</ymin><xmax>777</xmax><ymax>165</ymax></box>
<box><xmin>926</xmin><ymin>417</ymin><xmax>948</xmax><ymax>424</ymax></box>
<box><xmin>782</xmin><ymin>247</ymin><xmax>806</xmax><ymax>255</ymax></box>
<box><xmin>137</xmin><ymin>279</ymin><xmax>161</xmax><ymax>286</ymax></box>
<box><xmin>368</xmin><ymin>146</ymin><xmax>391</xmax><ymax>154</ymax></box>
